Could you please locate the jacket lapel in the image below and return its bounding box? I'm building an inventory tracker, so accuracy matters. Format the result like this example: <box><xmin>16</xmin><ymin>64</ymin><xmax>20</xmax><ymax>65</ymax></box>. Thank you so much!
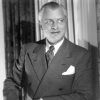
<box><xmin>34</xmin><ymin>39</ymin><xmax>74</xmax><ymax>97</ymax></box>
<box><xmin>48</xmin><ymin>38</ymin><xmax>72</xmax><ymax>73</ymax></box>
<box><xmin>27</xmin><ymin>43</ymin><xmax>47</xmax><ymax>81</ymax></box>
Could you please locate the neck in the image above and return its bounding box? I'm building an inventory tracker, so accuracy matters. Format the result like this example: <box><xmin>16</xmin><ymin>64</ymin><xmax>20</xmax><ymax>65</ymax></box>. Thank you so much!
<box><xmin>46</xmin><ymin>38</ymin><xmax>64</xmax><ymax>46</ymax></box>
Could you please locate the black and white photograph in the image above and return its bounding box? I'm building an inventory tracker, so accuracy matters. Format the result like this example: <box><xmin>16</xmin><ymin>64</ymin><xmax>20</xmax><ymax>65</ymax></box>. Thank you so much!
<box><xmin>0</xmin><ymin>0</ymin><xmax>100</xmax><ymax>100</ymax></box>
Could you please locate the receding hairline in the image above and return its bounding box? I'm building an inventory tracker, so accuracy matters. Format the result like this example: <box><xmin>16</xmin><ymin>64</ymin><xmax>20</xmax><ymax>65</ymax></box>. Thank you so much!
<box><xmin>39</xmin><ymin>2</ymin><xmax>67</xmax><ymax>22</ymax></box>
<box><xmin>41</xmin><ymin>2</ymin><xmax>61</xmax><ymax>10</ymax></box>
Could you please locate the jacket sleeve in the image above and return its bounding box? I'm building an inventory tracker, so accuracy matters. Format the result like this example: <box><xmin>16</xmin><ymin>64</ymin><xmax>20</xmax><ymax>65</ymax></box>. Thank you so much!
<box><xmin>3</xmin><ymin>45</ymin><xmax>26</xmax><ymax>100</ymax></box>
<box><xmin>43</xmin><ymin>52</ymin><xmax>93</xmax><ymax>100</ymax></box>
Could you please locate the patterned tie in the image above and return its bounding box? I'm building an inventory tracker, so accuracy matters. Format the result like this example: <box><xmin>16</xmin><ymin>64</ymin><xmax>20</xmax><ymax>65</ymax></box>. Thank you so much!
<box><xmin>45</xmin><ymin>45</ymin><xmax>55</xmax><ymax>65</ymax></box>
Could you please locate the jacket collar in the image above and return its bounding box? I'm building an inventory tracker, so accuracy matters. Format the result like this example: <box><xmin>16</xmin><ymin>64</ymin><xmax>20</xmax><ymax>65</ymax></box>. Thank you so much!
<box><xmin>32</xmin><ymin>38</ymin><xmax>72</xmax><ymax>61</ymax></box>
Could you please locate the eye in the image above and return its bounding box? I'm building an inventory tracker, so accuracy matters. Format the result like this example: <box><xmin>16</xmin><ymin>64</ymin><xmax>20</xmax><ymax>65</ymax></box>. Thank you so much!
<box><xmin>44</xmin><ymin>19</ymin><xmax>53</xmax><ymax>25</ymax></box>
<box><xmin>58</xmin><ymin>18</ymin><xmax>65</xmax><ymax>23</ymax></box>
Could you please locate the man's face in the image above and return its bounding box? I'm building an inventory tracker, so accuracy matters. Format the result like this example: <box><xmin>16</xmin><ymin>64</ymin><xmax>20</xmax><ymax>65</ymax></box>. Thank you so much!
<box><xmin>41</xmin><ymin>7</ymin><xmax>67</xmax><ymax>44</ymax></box>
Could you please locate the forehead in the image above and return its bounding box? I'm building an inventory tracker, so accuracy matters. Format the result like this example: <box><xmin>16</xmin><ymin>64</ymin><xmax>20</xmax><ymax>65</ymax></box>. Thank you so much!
<box><xmin>42</xmin><ymin>8</ymin><xmax>65</xmax><ymax>20</ymax></box>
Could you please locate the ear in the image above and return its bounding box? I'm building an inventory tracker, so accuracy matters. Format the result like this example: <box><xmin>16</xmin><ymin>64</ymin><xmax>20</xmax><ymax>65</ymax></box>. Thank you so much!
<box><xmin>39</xmin><ymin>20</ymin><xmax>43</xmax><ymax>26</ymax></box>
<box><xmin>39</xmin><ymin>23</ymin><xmax>43</xmax><ymax>30</ymax></box>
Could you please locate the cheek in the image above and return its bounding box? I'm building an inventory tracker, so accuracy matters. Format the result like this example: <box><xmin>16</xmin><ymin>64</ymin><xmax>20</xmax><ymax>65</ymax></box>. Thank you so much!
<box><xmin>42</xmin><ymin>24</ymin><xmax>50</xmax><ymax>30</ymax></box>
<box><xmin>60</xmin><ymin>25</ymin><xmax>67</xmax><ymax>32</ymax></box>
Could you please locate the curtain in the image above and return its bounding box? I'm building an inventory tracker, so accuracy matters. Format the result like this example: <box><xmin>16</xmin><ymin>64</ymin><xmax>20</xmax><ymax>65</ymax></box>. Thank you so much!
<box><xmin>0</xmin><ymin>0</ymin><xmax>6</xmax><ymax>99</ymax></box>
<box><xmin>3</xmin><ymin>0</ymin><xmax>36</xmax><ymax>75</ymax></box>
<box><xmin>73</xmin><ymin>0</ymin><xmax>97</xmax><ymax>49</ymax></box>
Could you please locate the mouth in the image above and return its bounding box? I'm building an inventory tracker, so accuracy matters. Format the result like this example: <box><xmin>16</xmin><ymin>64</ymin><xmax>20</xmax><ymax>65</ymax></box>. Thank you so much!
<box><xmin>51</xmin><ymin>31</ymin><xmax>60</xmax><ymax>34</ymax></box>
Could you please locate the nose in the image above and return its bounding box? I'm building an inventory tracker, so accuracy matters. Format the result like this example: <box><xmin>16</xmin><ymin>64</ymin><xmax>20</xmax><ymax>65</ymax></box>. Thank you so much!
<box><xmin>51</xmin><ymin>21</ymin><xmax>58</xmax><ymax>29</ymax></box>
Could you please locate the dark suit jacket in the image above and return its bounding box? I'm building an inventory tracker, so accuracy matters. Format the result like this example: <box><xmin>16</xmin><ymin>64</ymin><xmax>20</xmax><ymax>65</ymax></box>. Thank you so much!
<box><xmin>3</xmin><ymin>38</ymin><xmax>93</xmax><ymax>100</ymax></box>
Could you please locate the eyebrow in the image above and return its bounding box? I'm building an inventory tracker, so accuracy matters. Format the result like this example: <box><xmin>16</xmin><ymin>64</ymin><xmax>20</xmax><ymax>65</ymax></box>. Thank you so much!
<box><xmin>43</xmin><ymin>17</ymin><xmax>65</xmax><ymax>20</ymax></box>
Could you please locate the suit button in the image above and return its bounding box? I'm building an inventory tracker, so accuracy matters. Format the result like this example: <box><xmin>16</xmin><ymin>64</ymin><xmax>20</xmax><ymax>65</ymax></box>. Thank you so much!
<box><xmin>59</xmin><ymin>88</ymin><xmax>63</xmax><ymax>91</ymax></box>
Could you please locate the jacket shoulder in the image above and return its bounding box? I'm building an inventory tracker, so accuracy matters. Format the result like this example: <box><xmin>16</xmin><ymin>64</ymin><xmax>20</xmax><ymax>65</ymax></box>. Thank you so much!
<box><xmin>66</xmin><ymin>40</ymin><xmax>90</xmax><ymax>61</ymax></box>
<box><xmin>69</xmin><ymin>40</ymin><xmax>89</xmax><ymax>54</ymax></box>
<box><xmin>22</xmin><ymin>39</ymin><xmax>45</xmax><ymax>51</ymax></box>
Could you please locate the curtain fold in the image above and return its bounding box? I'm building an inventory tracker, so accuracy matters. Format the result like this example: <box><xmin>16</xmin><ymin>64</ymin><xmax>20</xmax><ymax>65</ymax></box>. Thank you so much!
<box><xmin>3</xmin><ymin>0</ymin><xmax>36</xmax><ymax>75</ymax></box>
<box><xmin>73</xmin><ymin>0</ymin><xmax>97</xmax><ymax>49</ymax></box>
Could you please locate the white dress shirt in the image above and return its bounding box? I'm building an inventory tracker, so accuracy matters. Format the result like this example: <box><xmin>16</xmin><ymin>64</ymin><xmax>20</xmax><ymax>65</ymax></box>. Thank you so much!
<box><xmin>45</xmin><ymin>38</ymin><xmax>64</xmax><ymax>56</ymax></box>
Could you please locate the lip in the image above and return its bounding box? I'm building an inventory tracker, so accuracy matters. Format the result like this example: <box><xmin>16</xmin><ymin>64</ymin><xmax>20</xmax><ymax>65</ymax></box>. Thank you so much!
<box><xmin>51</xmin><ymin>31</ymin><xmax>60</xmax><ymax>34</ymax></box>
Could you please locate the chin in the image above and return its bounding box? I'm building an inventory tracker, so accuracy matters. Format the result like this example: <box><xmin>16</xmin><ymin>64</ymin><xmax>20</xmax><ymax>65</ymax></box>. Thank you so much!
<box><xmin>49</xmin><ymin>39</ymin><xmax>60</xmax><ymax>44</ymax></box>
<box><xmin>47</xmin><ymin>36</ymin><xmax>63</xmax><ymax>44</ymax></box>
<box><xmin>47</xmin><ymin>39</ymin><xmax>56</xmax><ymax>44</ymax></box>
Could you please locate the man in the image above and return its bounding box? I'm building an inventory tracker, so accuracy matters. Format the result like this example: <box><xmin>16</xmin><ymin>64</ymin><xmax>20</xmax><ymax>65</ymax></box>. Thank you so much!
<box><xmin>3</xmin><ymin>2</ymin><xmax>93</xmax><ymax>100</ymax></box>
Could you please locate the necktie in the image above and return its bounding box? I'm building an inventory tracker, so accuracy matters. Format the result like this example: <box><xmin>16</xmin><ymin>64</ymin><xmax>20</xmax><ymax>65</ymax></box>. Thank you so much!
<box><xmin>45</xmin><ymin>45</ymin><xmax>55</xmax><ymax>65</ymax></box>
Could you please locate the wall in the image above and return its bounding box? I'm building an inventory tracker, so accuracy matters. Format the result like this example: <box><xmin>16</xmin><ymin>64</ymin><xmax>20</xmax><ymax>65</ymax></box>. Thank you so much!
<box><xmin>0</xmin><ymin>0</ymin><xmax>6</xmax><ymax>100</ymax></box>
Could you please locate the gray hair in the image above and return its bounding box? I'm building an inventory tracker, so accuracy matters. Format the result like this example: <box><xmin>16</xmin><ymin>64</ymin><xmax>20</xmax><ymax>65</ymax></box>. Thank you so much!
<box><xmin>39</xmin><ymin>2</ymin><xmax>67</xmax><ymax>22</ymax></box>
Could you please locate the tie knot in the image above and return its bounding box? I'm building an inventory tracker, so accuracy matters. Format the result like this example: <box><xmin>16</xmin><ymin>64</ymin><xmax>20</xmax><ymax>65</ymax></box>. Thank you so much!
<box><xmin>45</xmin><ymin>45</ymin><xmax>55</xmax><ymax>65</ymax></box>
<box><xmin>49</xmin><ymin>45</ymin><xmax>54</xmax><ymax>51</ymax></box>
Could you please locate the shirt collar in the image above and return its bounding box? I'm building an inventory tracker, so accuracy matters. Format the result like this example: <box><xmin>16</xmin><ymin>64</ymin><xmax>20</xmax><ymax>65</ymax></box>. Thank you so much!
<box><xmin>46</xmin><ymin>38</ymin><xmax>64</xmax><ymax>55</ymax></box>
